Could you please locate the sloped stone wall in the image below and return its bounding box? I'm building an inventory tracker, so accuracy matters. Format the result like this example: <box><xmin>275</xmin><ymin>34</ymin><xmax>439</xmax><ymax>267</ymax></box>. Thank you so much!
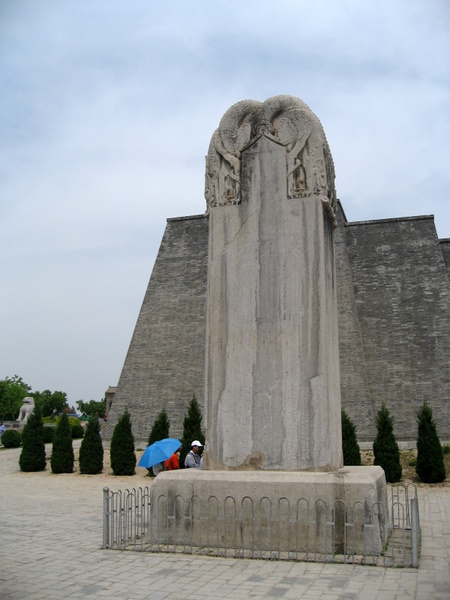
<box><xmin>104</xmin><ymin>215</ymin><xmax>208</xmax><ymax>443</ymax></box>
<box><xmin>105</xmin><ymin>206</ymin><xmax>449</xmax><ymax>444</ymax></box>
<box><xmin>341</xmin><ymin>214</ymin><xmax>449</xmax><ymax>440</ymax></box>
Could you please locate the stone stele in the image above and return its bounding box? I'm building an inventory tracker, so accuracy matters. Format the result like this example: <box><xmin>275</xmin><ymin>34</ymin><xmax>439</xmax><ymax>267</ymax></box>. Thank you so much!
<box><xmin>204</xmin><ymin>95</ymin><xmax>341</xmax><ymax>471</ymax></box>
<box><xmin>151</xmin><ymin>96</ymin><xmax>387</xmax><ymax>556</ymax></box>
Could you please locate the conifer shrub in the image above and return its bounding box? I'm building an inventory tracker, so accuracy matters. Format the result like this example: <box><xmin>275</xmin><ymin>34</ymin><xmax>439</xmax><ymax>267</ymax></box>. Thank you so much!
<box><xmin>342</xmin><ymin>410</ymin><xmax>361</xmax><ymax>466</ymax></box>
<box><xmin>51</xmin><ymin>411</ymin><xmax>74</xmax><ymax>474</ymax></box>
<box><xmin>180</xmin><ymin>394</ymin><xmax>205</xmax><ymax>466</ymax></box>
<box><xmin>416</xmin><ymin>402</ymin><xmax>446</xmax><ymax>483</ymax></box>
<box><xmin>1</xmin><ymin>429</ymin><xmax>21</xmax><ymax>448</ymax></box>
<box><xmin>373</xmin><ymin>403</ymin><xmax>402</xmax><ymax>483</ymax></box>
<box><xmin>79</xmin><ymin>417</ymin><xmax>104</xmax><ymax>474</ymax></box>
<box><xmin>43</xmin><ymin>425</ymin><xmax>55</xmax><ymax>443</ymax></box>
<box><xmin>148</xmin><ymin>408</ymin><xmax>170</xmax><ymax>446</ymax></box>
<box><xmin>19</xmin><ymin>404</ymin><xmax>46</xmax><ymax>472</ymax></box>
<box><xmin>110</xmin><ymin>409</ymin><xmax>136</xmax><ymax>476</ymax></box>
<box><xmin>68</xmin><ymin>416</ymin><xmax>82</xmax><ymax>429</ymax></box>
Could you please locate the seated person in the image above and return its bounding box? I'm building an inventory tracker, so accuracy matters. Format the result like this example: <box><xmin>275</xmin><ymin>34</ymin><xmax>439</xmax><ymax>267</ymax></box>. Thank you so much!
<box><xmin>165</xmin><ymin>447</ymin><xmax>181</xmax><ymax>470</ymax></box>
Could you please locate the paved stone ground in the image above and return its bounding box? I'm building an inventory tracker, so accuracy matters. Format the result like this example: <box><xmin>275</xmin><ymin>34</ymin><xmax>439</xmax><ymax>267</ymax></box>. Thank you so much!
<box><xmin>0</xmin><ymin>444</ymin><xmax>449</xmax><ymax>599</ymax></box>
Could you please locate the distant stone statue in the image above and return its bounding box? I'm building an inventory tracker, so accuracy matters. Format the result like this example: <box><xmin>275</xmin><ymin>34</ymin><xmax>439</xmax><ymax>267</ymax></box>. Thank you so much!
<box><xmin>16</xmin><ymin>397</ymin><xmax>35</xmax><ymax>424</ymax></box>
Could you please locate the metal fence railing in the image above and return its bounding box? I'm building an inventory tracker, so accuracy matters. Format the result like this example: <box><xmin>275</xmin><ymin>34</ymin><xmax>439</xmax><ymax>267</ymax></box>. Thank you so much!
<box><xmin>102</xmin><ymin>483</ymin><xmax>420</xmax><ymax>568</ymax></box>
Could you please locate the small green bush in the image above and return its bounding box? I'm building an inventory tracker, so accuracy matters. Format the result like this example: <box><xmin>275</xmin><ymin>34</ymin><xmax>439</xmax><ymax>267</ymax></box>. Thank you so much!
<box><xmin>342</xmin><ymin>410</ymin><xmax>361</xmax><ymax>466</ymax></box>
<box><xmin>373</xmin><ymin>403</ymin><xmax>402</xmax><ymax>483</ymax></box>
<box><xmin>416</xmin><ymin>402</ymin><xmax>446</xmax><ymax>483</ymax></box>
<box><xmin>79</xmin><ymin>417</ymin><xmax>103</xmax><ymax>474</ymax></box>
<box><xmin>19</xmin><ymin>404</ymin><xmax>46</xmax><ymax>472</ymax></box>
<box><xmin>51</xmin><ymin>412</ymin><xmax>74</xmax><ymax>474</ymax></box>
<box><xmin>71</xmin><ymin>424</ymin><xmax>84</xmax><ymax>439</ymax></box>
<box><xmin>42</xmin><ymin>415</ymin><xmax>58</xmax><ymax>425</ymax></box>
<box><xmin>43</xmin><ymin>425</ymin><xmax>56</xmax><ymax>444</ymax></box>
<box><xmin>68</xmin><ymin>416</ymin><xmax>81</xmax><ymax>428</ymax></box>
<box><xmin>148</xmin><ymin>408</ymin><xmax>170</xmax><ymax>446</ymax></box>
<box><xmin>180</xmin><ymin>394</ymin><xmax>205</xmax><ymax>467</ymax></box>
<box><xmin>111</xmin><ymin>410</ymin><xmax>136</xmax><ymax>476</ymax></box>
<box><xmin>442</xmin><ymin>444</ymin><xmax>450</xmax><ymax>455</ymax></box>
<box><xmin>1</xmin><ymin>429</ymin><xmax>21</xmax><ymax>448</ymax></box>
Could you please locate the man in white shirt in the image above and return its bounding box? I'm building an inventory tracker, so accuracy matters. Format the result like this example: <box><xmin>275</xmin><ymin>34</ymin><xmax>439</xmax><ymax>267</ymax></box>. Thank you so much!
<box><xmin>184</xmin><ymin>440</ymin><xmax>203</xmax><ymax>468</ymax></box>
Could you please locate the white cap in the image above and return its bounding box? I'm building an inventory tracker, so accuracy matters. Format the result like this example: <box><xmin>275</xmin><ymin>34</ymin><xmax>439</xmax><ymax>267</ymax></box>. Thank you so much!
<box><xmin>191</xmin><ymin>440</ymin><xmax>203</xmax><ymax>447</ymax></box>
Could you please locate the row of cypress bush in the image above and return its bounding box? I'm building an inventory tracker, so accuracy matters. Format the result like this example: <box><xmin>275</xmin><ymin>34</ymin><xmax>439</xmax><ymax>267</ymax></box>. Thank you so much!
<box><xmin>16</xmin><ymin>407</ymin><xmax>108</xmax><ymax>475</ymax></box>
<box><xmin>11</xmin><ymin>397</ymin><xmax>446</xmax><ymax>484</ymax></box>
<box><xmin>342</xmin><ymin>402</ymin><xmax>446</xmax><ymax>484</ymax></box>
<box><xmin>15</xmin><ymin>395</ymin><xmax>205</xmax><ymax>477</ymax></box>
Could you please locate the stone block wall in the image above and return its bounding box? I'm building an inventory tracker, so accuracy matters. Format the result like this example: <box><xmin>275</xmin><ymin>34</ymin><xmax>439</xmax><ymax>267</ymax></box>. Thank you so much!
<box><xmin>339</xmin><ymin>210</ymin><xmax>449</xmax><ymax>440</ymax></box>
<box><xmin>104</xmin><ymin>215</ymin><xmax>208</xmax><ymax>443</ymax></box>
<box><xmin>105</xmin><ymin>204</ymin><xmax>449</xmax><ymax>444</ymax></box>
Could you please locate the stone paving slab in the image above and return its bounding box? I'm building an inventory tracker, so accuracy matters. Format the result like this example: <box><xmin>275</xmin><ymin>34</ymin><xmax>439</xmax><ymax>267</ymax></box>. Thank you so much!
<box><xmin>0</xmin><ymin>445</ymin><xmax>449</xmax><ymax>599</ymax></box>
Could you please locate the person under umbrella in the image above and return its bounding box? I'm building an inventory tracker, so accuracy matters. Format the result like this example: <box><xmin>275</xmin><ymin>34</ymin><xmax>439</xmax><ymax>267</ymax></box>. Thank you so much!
<box><xmin>138</xmin><ymin>438</ymin><xmax>182</xmax><ymax>476</ymax></box>
<box><xmin>165</xmin><ymin>445</ymin><xmax>182</xmax><ymax>470</ymax></box>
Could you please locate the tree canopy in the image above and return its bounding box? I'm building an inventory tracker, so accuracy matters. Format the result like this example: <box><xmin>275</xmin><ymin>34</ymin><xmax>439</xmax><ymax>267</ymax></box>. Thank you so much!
<box><xmin>0</xmin><ymin>375</ymin><xmax>31</xmax><ymax>420</ymax></box>
<box><xmin>76</xmin><ymin>398</ymin><xmax>106</xmax><ymax>419</ymax></box>
<box><xmin>0</xmin><ymin>374</ymin><xmax>103</xmax><ymax>422</ymax></box>
<box><xmin>33</xmin><ymin>389</ymin><xmax>69</xmax><ymax>417</ymax></box>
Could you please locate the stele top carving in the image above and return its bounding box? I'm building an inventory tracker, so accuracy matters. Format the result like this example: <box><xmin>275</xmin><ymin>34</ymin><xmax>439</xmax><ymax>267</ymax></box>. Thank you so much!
<box><xmin>204</xmin><ymin>95</ymin><xmax>337</xmax><ymax>224</ymax></box>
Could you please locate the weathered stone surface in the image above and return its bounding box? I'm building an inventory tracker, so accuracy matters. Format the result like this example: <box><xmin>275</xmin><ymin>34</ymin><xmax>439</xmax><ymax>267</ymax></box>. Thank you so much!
<box><xmin>205</xmin><ymin>129</ymin><xmax>341</xmax><ymax>470</ymax></box>
<box><xmin>150</xmin><ymin>467</ymin><xmax>387</xmax><ymax>554</ymax></box>
<box><xmin>205</xmin><ymin>95</ymin><xmax>336</xmax><ymax>214</ymax></box>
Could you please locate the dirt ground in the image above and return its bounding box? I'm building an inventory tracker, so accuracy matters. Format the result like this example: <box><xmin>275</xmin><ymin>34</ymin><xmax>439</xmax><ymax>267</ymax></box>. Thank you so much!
<box><xmin>360</xmin><ymin>448</ymin><xmax>450</xmax><ymax>487</ymax></box>
<box><xmin>74</xmin><ymin>445</ymin><xmax>450</xmax><ymax>489</ymax></box>
<box><xmin>2</xmin><ymin>442</ymin><xmax>449</xmax><ymax>489</ymax></box>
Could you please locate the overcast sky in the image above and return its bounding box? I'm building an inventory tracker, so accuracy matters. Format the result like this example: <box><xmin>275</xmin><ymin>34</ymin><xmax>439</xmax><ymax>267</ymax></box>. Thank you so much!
<box><xmin>1</xmin><ymin>0</ymin><xmax>449</xmax><ymax>407</ymax></box>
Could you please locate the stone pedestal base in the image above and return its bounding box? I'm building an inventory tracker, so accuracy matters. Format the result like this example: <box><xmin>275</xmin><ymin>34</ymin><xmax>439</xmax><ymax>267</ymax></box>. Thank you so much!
<box><xmin>150</xmin><ymin>467</ymin><xmax>387</xmax><ymax>556</ymax></box>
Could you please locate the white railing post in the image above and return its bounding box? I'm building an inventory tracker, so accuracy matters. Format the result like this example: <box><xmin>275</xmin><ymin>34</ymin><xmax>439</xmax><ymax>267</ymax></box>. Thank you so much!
<box><xmin>411</xmin><ymin>497</ymin><xmax>420</xmax><ymax>568</ymax></box>
<box><xmin>103</xmin><ymin>487</ymin><xmax>110</xmax><ymax>548</ymax></box>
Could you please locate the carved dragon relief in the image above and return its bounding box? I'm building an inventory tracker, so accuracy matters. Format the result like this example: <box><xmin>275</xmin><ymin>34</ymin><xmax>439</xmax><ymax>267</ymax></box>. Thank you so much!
<box><xmin>205</xmin><ymin>96</ymin><xmax>337</xmax><ymax>225</ymax></box>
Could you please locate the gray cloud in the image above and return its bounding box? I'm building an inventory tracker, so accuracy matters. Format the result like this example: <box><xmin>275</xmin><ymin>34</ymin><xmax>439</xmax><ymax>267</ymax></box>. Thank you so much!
<box><xmin>1</xmin><ymin>0</ymin><xmax>448</xmax><ymax>404</ymax></box>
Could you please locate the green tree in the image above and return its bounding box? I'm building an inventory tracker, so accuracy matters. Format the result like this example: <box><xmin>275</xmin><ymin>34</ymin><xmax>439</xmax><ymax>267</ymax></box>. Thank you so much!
<box><xmin>19</xmin><ymin>404</ymin><xmax>46</xmax><ymax>472</ymax></box>
<box><xmin>50</xmin><ymin>412</ymin><xmax>74</xmax><ymax>474</ymax></box>
<box><xmin>180</xmin><ymin>394</ymin><xmax>205</xmax><ymax>466</ymax></box>
<box><xmin>33</xmin><ymin>390</ymin><xmax>68</xmax><ymax>418</ymax></box>
<box><xmin>148</xmin><ymin>408</ymin><xmax>170</xmax><ymax>446</ymax></box>
<box><xmin>110</xmin><ymin>410</ymin><xmax>136</xmax><ymax>476</ymax></box>
<box><xmin>0</xmin><ymin>375</ymin><xmax>32</xmax><ymax>420</ymax></box>
<box><xmin>342</xmin><ymin>410</ymin><xmax>361</xmax><ymax>466</ymax></box>
<box><xmin>79</xmin><ymin>417</ymin><xmax>104</xmax><ymax>474</ymax></box>
<box><xmin>373</xmin><ymin>403</ymin><xmax>402</xmax><ymax>483</ymax></box>
<box><xmin>416</xmin><ymin>402</ymin><xmax>446</xmax><ymax>483</ymax></box>
<box><xmin>76</xmin><ymin>398</ymin><xmax>107</xmax><ymax>419</ymax></box>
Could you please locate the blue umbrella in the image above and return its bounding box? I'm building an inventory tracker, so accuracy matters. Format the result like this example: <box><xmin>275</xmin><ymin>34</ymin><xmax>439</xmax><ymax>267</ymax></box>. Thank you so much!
<box><xmin>138</xmin><ymin>438</ymin><xmax>182</xmax><ymax>469</ymax></box>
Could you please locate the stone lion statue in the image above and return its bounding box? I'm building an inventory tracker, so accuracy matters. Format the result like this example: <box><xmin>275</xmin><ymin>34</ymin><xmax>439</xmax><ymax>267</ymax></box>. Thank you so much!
<box><xmin>16</xmin><ymin>397</ymin><xmax>35</xmax><ymax>424</ymax></box>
